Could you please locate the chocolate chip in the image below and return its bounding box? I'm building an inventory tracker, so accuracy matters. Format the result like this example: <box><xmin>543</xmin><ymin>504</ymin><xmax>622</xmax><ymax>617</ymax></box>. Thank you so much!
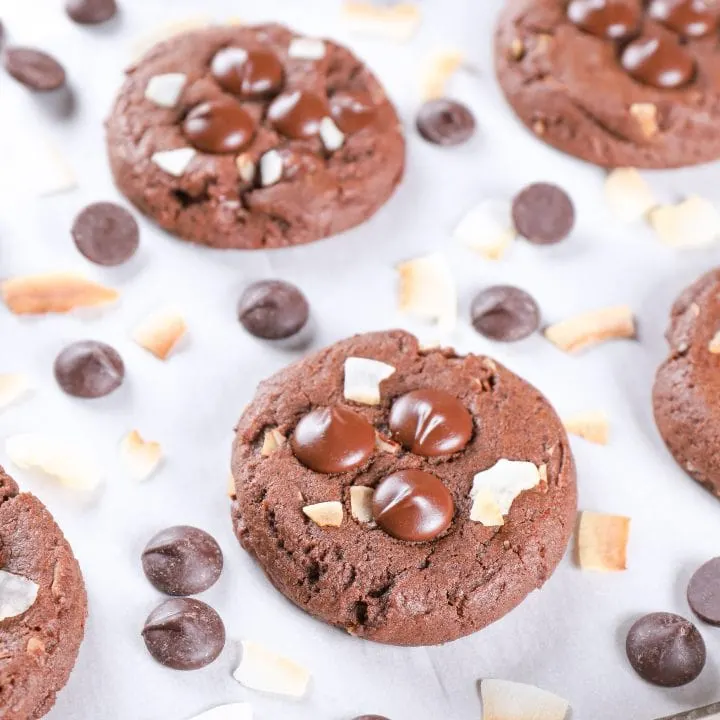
<box><xmin>72</xmin><ymin>202</ymin><xmax>139</xmax><ymax>266</ymax></box>
<box><xmin>238</xmin><ymin>280</ymin><xmax>309</xmax><ymax>340</ymax></box>
<box><xmin>268</xmin><ymin>90</ymin><xmax>329</xmax><ymax>139</ymax></box>
<box><xmin>688</xmin><ymin>557</ymin><xmax>720</xmax><ymax>626</ymax></box>
<box><xmin>66</xmin><ymin>0</ymin><xmax>117</xmax><ymax>25</ymax></box>
<box><xmin>142</xmin><ymin>598</ymin><xmax>225</xmax><ymax>671</ymax></box>
<box><xmin>621</xmin><ymin>33</ymin><xmax>695</xmax><ymax>90</ymax></box>
<box><xmin>416</xmin><ymin>99</ymin><xmax>476</xmax><ymax>146</ymax></box>
<box><xmin>626</xmin><ymin>612</ymin><xmax>706</xmax><ymax>687</ymax></box>
<box><xmin>142</xmin><ymin>526</ymin><xmax>223</xmax><ymax>597</ymax></box>
<box><xmin>54</xmin><ymin>341</ymin><xmax>124</xmax><ymax>399</ymax></box>
<box><xmin>512</xmin><ymin>182</ymin><xmax>575</xmax><ymax>245</ymax></box>
<box><xmin>4</xmin><ymin>47</ymin><xmax>66</xmax><ymax>92</ymax></box>
<box><xmin>291</xmin><ymin>406</ymin><xmax>376</xmax><ymax>474</ymax></box>
<box><xmin>372</xmin><ymin>469</ymin><xmax>454</xmax><ymax>542</ymax></box>
<box><xmin>183</xmin><ymin>98</ymin><xmax>256</xmax><ymax>155</ymax></box>
<box><xmin>471</xmin><ymin>285</ymin><xmax>541</xmax><ymax>342</ymax></box>
<box><xmin>211</xmin><ymin>47</ymin><xmax>284</xmax><ymax>99</ymax></box>
<box><xmin>352</xmin><ymin>716</ymin><xmax>391</xmax><ymax>720</ymax></box>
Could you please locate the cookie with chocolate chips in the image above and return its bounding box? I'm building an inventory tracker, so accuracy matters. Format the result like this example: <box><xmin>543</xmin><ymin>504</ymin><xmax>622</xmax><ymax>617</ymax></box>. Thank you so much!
<box><xmin>231</xmin><ymin>330</ymin><xmax>577</xmax><ymax>646</ymax></box>
<box><xmin>0</xmin><ymin>467</ymin><xmax>87</xmax><ymax>719</ymax></box>
<box><xmin>654</xmin><ymin>268</ymin><xmax>720</xmax><ymax>498</ymax></box>
<box><xmin>107</xmin><ymin>24</ymin><xmax>405</xmax><ymax>249</ymax></box>
<box><xmin>495</xmin><ymin>0</ymin><xmax>720</xmax><ymax>168</ymax></box>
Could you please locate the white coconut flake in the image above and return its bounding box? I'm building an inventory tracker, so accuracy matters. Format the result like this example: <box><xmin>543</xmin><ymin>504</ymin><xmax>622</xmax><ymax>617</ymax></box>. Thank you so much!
<box><xmin>343</xmin><ymin>357</ymin><xmax>396</xmax><ymax>406</ymax></box>
<box><xmin>120</xmin><ymin>430</ymin><xmax>163</xmax><ymax>482</ymax></box>
<box><xmin>648</xmin><ymin>196</ymin><xmax>720</xmax><ymax>248</ymax></box>
<box><xmin>186</xmin><ymin>704</ymin><xmax>253</xmax><ymax>720</ymax></box>
<box><xmin>0</xmin><ymin>569</ymin><xmax>39</xmax><ymax>621</ymax></box>
<box><xmin>350</xmin><ymin>486</ymin><xmax>374</xmax><ymax>523</ymax></box>
<box><xmin>319</xmin><ymin>117</ymin><xmax>345</xmax><ymax>152</ymax></box>
<box><xmin>454</xmin><ymin>199</ymin><xmax>515</xmax><ymax>259</ymax></box>
<box><xmin>144</xmin><ymin>73</ymin><xmax>187</xmax><ymax>108</ymax></box>
<box><xmin>482</xmin><ymin>679</ymin><xmax>569</xmax><ymax>720</ymax></box>
<box><xmin>234</xmin><ymin>641</ymin><xmax>310</xmax><ymax>698</ymax></box>
<box><xmin>152</xmin><ymin>147</ymin><xmax>197</xmax><ymax>177</ymax></box>
<box><xmin>0</xmin><ymin>374</ymin><xmax>32</xmax><ymax>411</ymax></box>
<box><xmin>604</xmin><ymin>167</ymin><xmax>656</xmax><ymax>223</ymax></box>
<box><xmin>260</xmin><ymin>150</ymin><xmax>283</xmax><ymax>187</ymax></box>
<box><xmin>469</xmin><ymin>460</ymin><xmax>540</xmax><ymax>526</ymax></box>
<box><xmin>342</xmin><ymin>2</ymin><xmax>422</xmax><ymax>42</ymax></box>
<box><xmin>302</xmin><ymin>501</ymin><xmax>343</xmax><ymax>527</ymax></box>
<box><xmin>288</xmin><ymin>37</ymin><xmax>326</xmax><ymax>60</ymax></box>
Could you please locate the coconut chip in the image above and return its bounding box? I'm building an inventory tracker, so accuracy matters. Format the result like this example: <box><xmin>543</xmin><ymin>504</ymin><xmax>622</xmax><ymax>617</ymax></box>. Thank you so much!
<box><xmin>577</xmin><ymin>511</ymin><xmax>630</xmax><ymax>572</ymax></box>
<box><xmin>341</xmin><ymin>1</ymin><xmax>421</xmax><ymax>42</ymax></box>
<box><xmin>469</xmin><ymin>460</ymin><xmax>541</xmax><ymax>526</ymax></box>
<box><xmin>648</xmin><ymin>196</ymin><xmax>720</xmax><ymax>248</ymax></box>
<box><xmin>133</xmin><ymin>308</ymin><xmax>187</xmax><ymax>360</ymax></box>
<box><xmin>0</xmin><ymin>570</ymin><xmax>39</xmax><ymax>621</ymax></box>
<box><xmin>454</xmin><ymin>199</ymin><xmax>515</xmax><ymax>260</ymax></box>
<box><xmin>343</xmin><ymin>357</ymin><xmax>396</xmax><ymax>406</ymax></box>
<box><xmin>604</xmin><ymin>168</ymin><xmax>656</xmax><ymax>223</ymax></box>
<box><xmin>544</xmin><ymin>305</ymin><xmax>636</xmax><ymax>354</ymax></box>
<box><xmin>152</xmin><ymin>148</ymin><xmax>197</xmax><ymax>177</ymax></box>
<box><xmin>233</xmin><ymin>641</ymin><xmax>310</xmax><ymax>698</ymax></box>
<box><xmin>375</xmin><ymin>432</ymin><xmax>400</xmax><ymax>454</ymax></box>
<box><xmin>562</xmin><ymin>411</ymin><xmax>610</xmax><ymax>445</ymax></box>
<box><xmin>397</xmin><ymin>252</ymin><xmax>457</xmax><ymax>331</ymax></box>
<box><xmin>0</xmin><ymin>374</ymin><xmax>32</xmax><ymax>411</ymax></box>
<box><xmin>709</xmin><ymin>330</ymin><xmax>720</xmax><ymax>354</ymax></box>
<box><xmin>131</xmin><ymin>17</ymin><xmax>211</xmax><ymax>60</ymax></box>
<box><xmin>120</xmin><ymin>430</ymin><xmax>163</xmax><ymax>482</ymax></box>
<box><xmin>350</xmin><ymin>486</ymin><xmax>374</xmax><ymax>523</ymax></box>
<box><xmin>288</xmin><ymin>37</ymin><xmax>326</xmax><ymax>60</ymax></box>
<box><xmin>260</xmin><ymin>428</ymin><xmax>286</xmax><ymax>456</ymax></box>
<box><xmin>302</xmin><ymin>501</ymin><xmax>343</xmax><ymax>528</ymax></box>
<box><xmin>187</xmin><ymin>705</ymin><xmax>253</xmax><ymax>720</ymax></box>
<box><xmin>481</xmin><ymin>679</ymin><xmax>570</xmax><ymax>720</ymax></box>
<box><xmin>144</xmin><ymin>73</ymin><xmax>187</xmax><ymax>108</ymax></box>
<box><xmin>421</xmin><ymin>49</ymin><xmax>465</xmax><ymax>100</ymax></box>
<box><xmin>2</xmin><ymin>272</ymin><xmax>119</xmax><ymax>315</ymax></box>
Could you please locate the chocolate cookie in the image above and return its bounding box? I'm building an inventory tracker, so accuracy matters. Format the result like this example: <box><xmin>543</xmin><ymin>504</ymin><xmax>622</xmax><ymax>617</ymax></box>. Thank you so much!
<box><xmin>654</xmin><ymin>268</ymin><xmax>720</xmax><ymax>498</ymax></box>
<box><xmin>230</xmin><ymin>330</ymin><xmax>577</xmax><ymax>646</ymax></box>
<box><xmin>107</xmin><ymin>24</ymin><xmax>405</xmax><ymax>249</ymax></box>
<box><xmin>495</xmin><ymin>0</ymin><xmax>720</xmax><ymax>168</ymax></box>
<box><xmin>0</xmin><ymin>467</ymin><xmax>87</xmax><ymax>719</ymax></box>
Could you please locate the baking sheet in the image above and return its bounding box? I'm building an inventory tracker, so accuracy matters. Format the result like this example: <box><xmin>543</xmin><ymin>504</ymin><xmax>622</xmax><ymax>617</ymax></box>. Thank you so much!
<box><xmin>1</xmin><ymin>0</ymin><xmax>719</xmax><ymax>718</ymax></box>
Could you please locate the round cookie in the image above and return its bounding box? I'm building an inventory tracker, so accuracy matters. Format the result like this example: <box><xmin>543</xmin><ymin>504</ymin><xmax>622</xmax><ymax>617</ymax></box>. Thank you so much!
<box><xmin>654</xmin><ymin>268</ymin><xmax>720</xmax><ymax>498</ymax></box>
<box><xmin>495</xmin><ymin>0</ymin><xmax>720</xmax><ymax>168</ymax></box>
<box><xmin>0</xmin><ymin>467</ymin><xmax>87</xmax><ymax>719</ymax></box>
<box><xmin>231</xmin><ymin>330</ymin><xmax>577</xmax><ymax>646</ymax></box>
<box><xmin>107</xmin><ymin>24</ymin><xmax>405</xmax><ymax>249</ymax></box>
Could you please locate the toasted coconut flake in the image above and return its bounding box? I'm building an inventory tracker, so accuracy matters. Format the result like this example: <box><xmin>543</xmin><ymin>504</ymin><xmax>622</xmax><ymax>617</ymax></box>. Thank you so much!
<box><xmin>2</xmin><ymin>272</ymin><xmax>118</xmax><ymax>315</ymax></box>
<box><xmin>454</xmin><ymin>199</ymin><xmax>515</xmax><ymax>260</ymax></box>
<box><xmin>227</xmin><ymin>472</ymin><xmax>236</xmax><ymax>500</ymax></box>
<box><xmin>132</xmin><ymin>17</ymin><xmax>211</xmax><ymax>60</ymax></box>
<box><xmin>350</xmin><ymin>486</ymin><xmax>374</xmax><ymax>523</ymax></box>
<box><xmin>481</xmin><ymin>679</ymin><xmax>570</xmax><ymax>720</ymax></box>
<box><xmin>261</xmin><ymin>428</ymin><xmax>286</xmax><ymax>457</ymax></box>
<box><xmin>469</xmin><ymin>460</ymin><xmax>540</xmax><ymax>526</ymax></box>
<box><xmin>302</xmin><ymin>501</ymin><xmax>343</xmax><ymax>528</ymax></box>
<box><xmin>152</xmin><ymin>147</ymin><xmax>197</xmax><ymax>177</ymax></box>
<box><xmin>144</xmin><ymin>73</ymin><xmax>187</xmax><ymax>108</ymax></box>
<box><xmin>630</xmin><ymin>102</ymin><xmax>658</xmax><ymax>138</ymax></box>
<box><xmin>0</xmin><ymin>374</ymin><xmax>32</xmax><ymax>411</ymax></box>
<box><xmin>188</xmin><ymin>705</ymin><xmax>253</xmax><ymax>720</ymax></box>
<box><xmin>375</xmin><ymin>432</ymin><xmax>400</xmax><ymax>454</ymax></box>
<box><xmin>563</xmin><ymin>411</ymin><xmax>610</xmax><ymax>445</ymax></box>
<box><xmin>343</xmin><ymin>357</ymin><xmax>396</xmax><ymax>406</ymax></box>
<box><xmin>236</xmin><ymin>154</ymin><xmax>256</xmax><ymax>183</ymax></box>
<box><xmin>577</xmin><ymin>511</ymin><xmax>630</xmax><ymax>572</ymax></box>
<box><xmin>133</xmin><ymin>308</ymin><xmax>187</xmax><ymax>360</ymax></box>
<box><xmin>397</xmin><ymin>252</ymin><xmax>457</xmax><ymax>331</ymax></box>
<box><xmin>648</xmin><ymin>196</ymin><xmax>720</xmax><ymax>248</ymax></box>
<box><xmin>341</xmin><ymin>1</ymin><xmax>421</xmax><ymax>42</ymax></box>
<box><xmin>0</xmin><ymin>570</ymin><xmax>39</xmax><ymax>621</ymax></box>
<box><xmin>544</xmin><ymin>305</ymin><xmax>636</xmax><ymax>354</ymax></box>
<box><xmin>6</xmin><ymin>433</ymin><xmax>101</xmax><ymax>491</ymax></box>
<box><xmin>120</xmin><ymin>430</ymin><xmax>163</xmax><ymax>481</ymax></box>
<box><xmin>604</xmin><ymin>168</ymin><xmax>656</xmax><ymax>223</ymax></box>
<box><xmin>421</xmin><ymin>49</ymin><xmax>464</xmax><ymax>100</ymax></box>
<box><xmin>233</xmin><ymin>641</ymin><xmax>310</xmax><ymax>698</ymax></box>
<box><xmin>709</xmin><ymin>330</ymin><xmax>720</xmax><ymax>354</ymax></box>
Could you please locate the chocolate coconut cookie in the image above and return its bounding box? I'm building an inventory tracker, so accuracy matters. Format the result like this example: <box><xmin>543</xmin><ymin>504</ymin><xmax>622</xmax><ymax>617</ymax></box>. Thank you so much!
<box><xmin>231</xmin><ymin>330</ymin><xmax>577</xmax><ymax>646</ymax></box>
<box><xmin>107</xmin><ymin>24</ymin><xmax>405</xmax><ymax>249</ymax></box>
<box><xmin>654</xmin><ymin>269</ymin><xmax>720</xmax><ymax>498</ymax></box>
<box><xmin>0</xmin><ymin>467</ymin><xmax>87</xmax><ymax>719</ymax></box>
<box><xmin>495</xmin><ymin>0</ymin><xmax>720</xmax><ymax>168</ymax></box>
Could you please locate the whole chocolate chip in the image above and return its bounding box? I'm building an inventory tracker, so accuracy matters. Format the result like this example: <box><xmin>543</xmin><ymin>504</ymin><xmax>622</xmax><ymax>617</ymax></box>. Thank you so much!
<box><xmin>66</xmin><ymin>0</ymin><xmax>117</xmax><ymax>25</ymax></box>
<box><xmin>648</xmin><ymin>0</ymin><xmax>718</xmax><ymax>38</ymax></box>
<box><xmin>567</xmin><ymin>0</ymin><xmax>641</xmax><ymax>40</ymax></box>
<box><xmin>183</xmin><ymin>98</ymin><xmax>256</xmax><ymax>155</ymax></box>
<box><xmin>373</xmin><ymin>469</ymin><xmax>454</xmax><ymax>542</ymax></box>
<box><xmin>268</xmin><ymin>90</ymin><xmax>328</xmax><ymax>139</ymax></box>
<box><xmin>238</xmin><ymin>280</ymin><xmax>309</xmax><ymax>340</ymax></box>
<box><xmin>416</xmin><ymin>99</ymin><xmax>476</xmax><ymax>146</ymax></box>
<box><xmin>142</xmin><ymin>598</ymin><xmax>225</xmax><ymax>671</ymax></box>
<box><xmin>621</xmin><ymin>33</ymin><xmax>695</xmax><ymax>90</ymax></box>
<box><xmin>330</xmin><ymin>90</ymin><xmax>377</xmax><ymax>134</ymax></box>
<box><xmin>471</xmin><ymin>285</ymin><xmax>541</xmax><ymax>342</ymax></box>
<box><xmin>211</xmin><ymin>47</ymin><xmax>284</xmax><ymax>99</ymax></box>
<box><xmin>142</xmin><ymin>526</ymin><xmax>223</xmax><ymax>597</ymax></box>
<box><xmin>626</xmin><ymin>612</ymin><xmax>706</xmax><ymax>687</ymax></box>
<box><xmin>389</xmin><ymin>389</ymin><xmax>472</xmax><ymax>456</ymax></box>
<box><xmin>512</xmin><ymin>182</ymin><xmax>575</xmax><ymax>245</ymax></box>
<box><xmin>54</xmin><ymin>341</ymin><xmax>124</xmax><ymax>399</ymax></box>
<box><xmin>4</xmin><ymin>47</ymin><xmax>66</xmax><ymax>92</ymax></box>
<box><xmin>291</xmin><ymin>406</ymin><xmax>375</xmax><ymax>474</ymax></box>
<box><xmin>688</xmin><ymin>557</ymin><xmax>720</xmax><ymax>626</ymax></box>
<box><xmin>72</xmin><ymin>202</ymin><xmax>139</xmax><ymax>266</ymax></box>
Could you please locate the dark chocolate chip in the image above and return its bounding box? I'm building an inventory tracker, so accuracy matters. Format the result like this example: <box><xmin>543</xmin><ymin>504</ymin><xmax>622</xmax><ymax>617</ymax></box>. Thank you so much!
<box><xmin>687</xmin><ymin>557</ymin><xmax>720</xmax><ymax>626</ymax></box>
<box><xmin>72</xmin><ymin>202</ymin><xmax>139</xmax><ymax>266</ymax></box>
<box><xmin>621</xmin><ymin>33</ymin><xmax>696</xmax><ymax>90</ymax></box>
<box><xmin>4</xmin><ymin>47</ymin><xmax>66</xmax><ymax>92</ymax></box>
<box><xmin>182</xmin><ymin>97</ymin><xmax>256</xmax><ymax>155</ymax></box>
<box><xmin>416</xmin><ymin>99</ymin><xmax>476</xmax><ymax>146</ymax></box>
<box><xmin>211</xmin><ymin>47</ymin><xmax>284</xmax><ymax>99</ymax></box>
<box><xmin>54</xmin><ymin>341</ymin><xmax>124</xmax><ymax>399</ymax></box>
<box><xmin>648</xmin><ymin>0</ymin><xmax>718</xmax><ymax>38</ymax></box>
<box><xmin>471</xmin><ymin>285</ymin><xmax>541</xmax><ymax>342</ymax></box>
<box><xmin>567</xmin><ymin>0</ymin><xmax>642</xmax><ymax>40</ymax></box>
<box><xmin>238</xmin><ymin>280</ymin><xmax>309</xmax><ymax>340</ymax></box>
<box><xmin>66</xmin><ymin>0</ymin><xmax>117</xmax><ymax>25</ymax></box>
<box><xmin>268</xmin><ymin>90</ymin><xmax>328</xmax><ymax>139</ymax></box>
<box><xmin>142</xmin><ymin>526</ymin><xmax>223</xmax><ymax>597</ymax></box>
<box><xmin>142</xmin><ymin>598</ymin><xmax>225</xmax><ymax>671</ymax></box>
<box><xmin>626</xmin><ymin>612</ymin><xmax>706</xmax><ymax>687</ymax></box>
<box><xmin>512</xmin><ymin>182</ymin><xmax>575</xmax><ymax>245</ymax></box>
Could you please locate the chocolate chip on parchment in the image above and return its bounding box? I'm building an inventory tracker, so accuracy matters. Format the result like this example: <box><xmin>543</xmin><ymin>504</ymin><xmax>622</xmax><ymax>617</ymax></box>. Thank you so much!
<box><xmin>4</xmin><ymin>47</ymin><xmax>66</xmax><ymax>91</ymax></box>
<box><xmin>66</xmin><ymin>0</ymin><xmax>117</xmax><ymax>25</ymax></box>
<box><xmin>54</xmin><ymin>341</ymin><xmax>124</xmax><ymax>399</ymax></box>
<box><xmin>238</xmin><ymin>280</ymin><xmax>309</xmax><ymax>340</ymax></box>
<box><xmin>688</xmin><ymin>557</ymin><xmax>720</xmax><ymax>626</ymax></box>
<box><xmin>512</xmin><ymin>182</ymin><xmax>575</xmax><ymax>245</ymax></box>
<box><xmin>416</xmin><ymin>98</ymin><xmax>475</xmax><ymax>146</ymax></box>
<box><xmin>471</xmin><ymin>285</ymin><xmax>541</xmax><ymax>342</ymax></box>
<box><xmin>72</xmin><ymin>202</ymin><xmax>139</xmax><ymax>266</ymax></box>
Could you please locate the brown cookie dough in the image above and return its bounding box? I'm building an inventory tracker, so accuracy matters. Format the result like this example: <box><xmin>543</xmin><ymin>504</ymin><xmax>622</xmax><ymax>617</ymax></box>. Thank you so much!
<box><xmin>654</xmin><ymin>269</ymin><xmax>720</xmax><ymax>498</ymax></box>
<box><xmin>107</xmin><ymin>24</ymin><xmax>405</xmax><ymax>249</ymax></box>
<box><xmin>0</xmin><ymin>467</ymin><xmax>87</xmax><ymax>719</ymax></box>
<box><xmin>230</xmin><ymin>330</ymin><xmax>577</xmax><ymax>646</ymax></box>
<box><xmin>495</xmin><ymin>0</ymin><xmax>720</xmax><ymax>168</ymax></box>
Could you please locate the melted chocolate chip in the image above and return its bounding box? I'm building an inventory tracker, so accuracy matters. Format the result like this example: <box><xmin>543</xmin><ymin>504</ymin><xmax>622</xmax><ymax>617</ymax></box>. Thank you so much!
<box><xmin>567</xmin><ymin>0</ymin><xmax>642</xmax><ymax>39</ymax></box>
<box><xmin>4</xmin><ymin>47</ymin><xmax>66</xmax><ymax>92</ymax></box>
<box><xmin>416</xmin><ymin>99</ymin><xmax>476</xmax><ymax>146</ymax></box>
<box><xmin>330</xmin><ymin>90</ymin><xmax>377</xmax><ymax>134</ymax></box>
<box><xmin>66</xmin><ymin>0</ymin><xmax>117</xmax><ymax>25</ymax></box>
<box><xmin>687</xmin><ymin>557</ymin><xmax>720</xmax><ymax>626</ymax></box>
<box><xmin>268</xmin><ymin>90</ymin><xmax>329</xmax><ymax>139</ymax></box>
<box><xmin>648</xmin><ymin>0</ymin><xmax>718</xmax><ymax>38</ymax></box>
<box><xmin>238</xmin><ymin>280</ymin><xmax>309</xmax><ymax>340</ymax></box>
<box><xmin>183</xmin><ymin>97</ymin><xmax>256</xmax><ymax>154</ymax></box>
<box><xmin>142</xmin><ymin>598</ymin><xmax>225</xmax><ymax>671</ymax></box>
<box><xmin>142</xmin><ymin>526</ymin><xmax>223</xmax><ymax>597</ymax></box>
<box><xmin>389</xmin><ymin>389</ymin><xmax>472</xmax><ymax>456</ymax></box>
<box><xmin>471</xmin><ymin>285</ymin><xmax>541</xmax><ymax>342</ymax></box>
<box><xmin>372</xmin><ymin>469</ymin><xmax>454</xmax><ymax>542</ymax></box>
<box><xmin>211</xmin><ymin>47</ymin><xmax>284</xmax><ymax>98</ymax></box>
<box><xmin>54</xmin><ymin>341</ymin><xmax>124</xmax><ymax>399</ymax></box>
<box><xmin>291</xmin><ymin>406</ymin><xmax>375</xmax><ymax>474</ymax></box>
<box><xmin>512</xmin><ymin>182</ymin><xmax>575</xmax><ymax>245</ymax></box>
<box><xmin>72</xmin><ymin>202</ymin><xmax>139</xmax><ymax>266</ymax></box>
<box><xmin>621</xmin><ymin>33</ymin><xmax>696</xmax><ymax>89</ymax></box>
